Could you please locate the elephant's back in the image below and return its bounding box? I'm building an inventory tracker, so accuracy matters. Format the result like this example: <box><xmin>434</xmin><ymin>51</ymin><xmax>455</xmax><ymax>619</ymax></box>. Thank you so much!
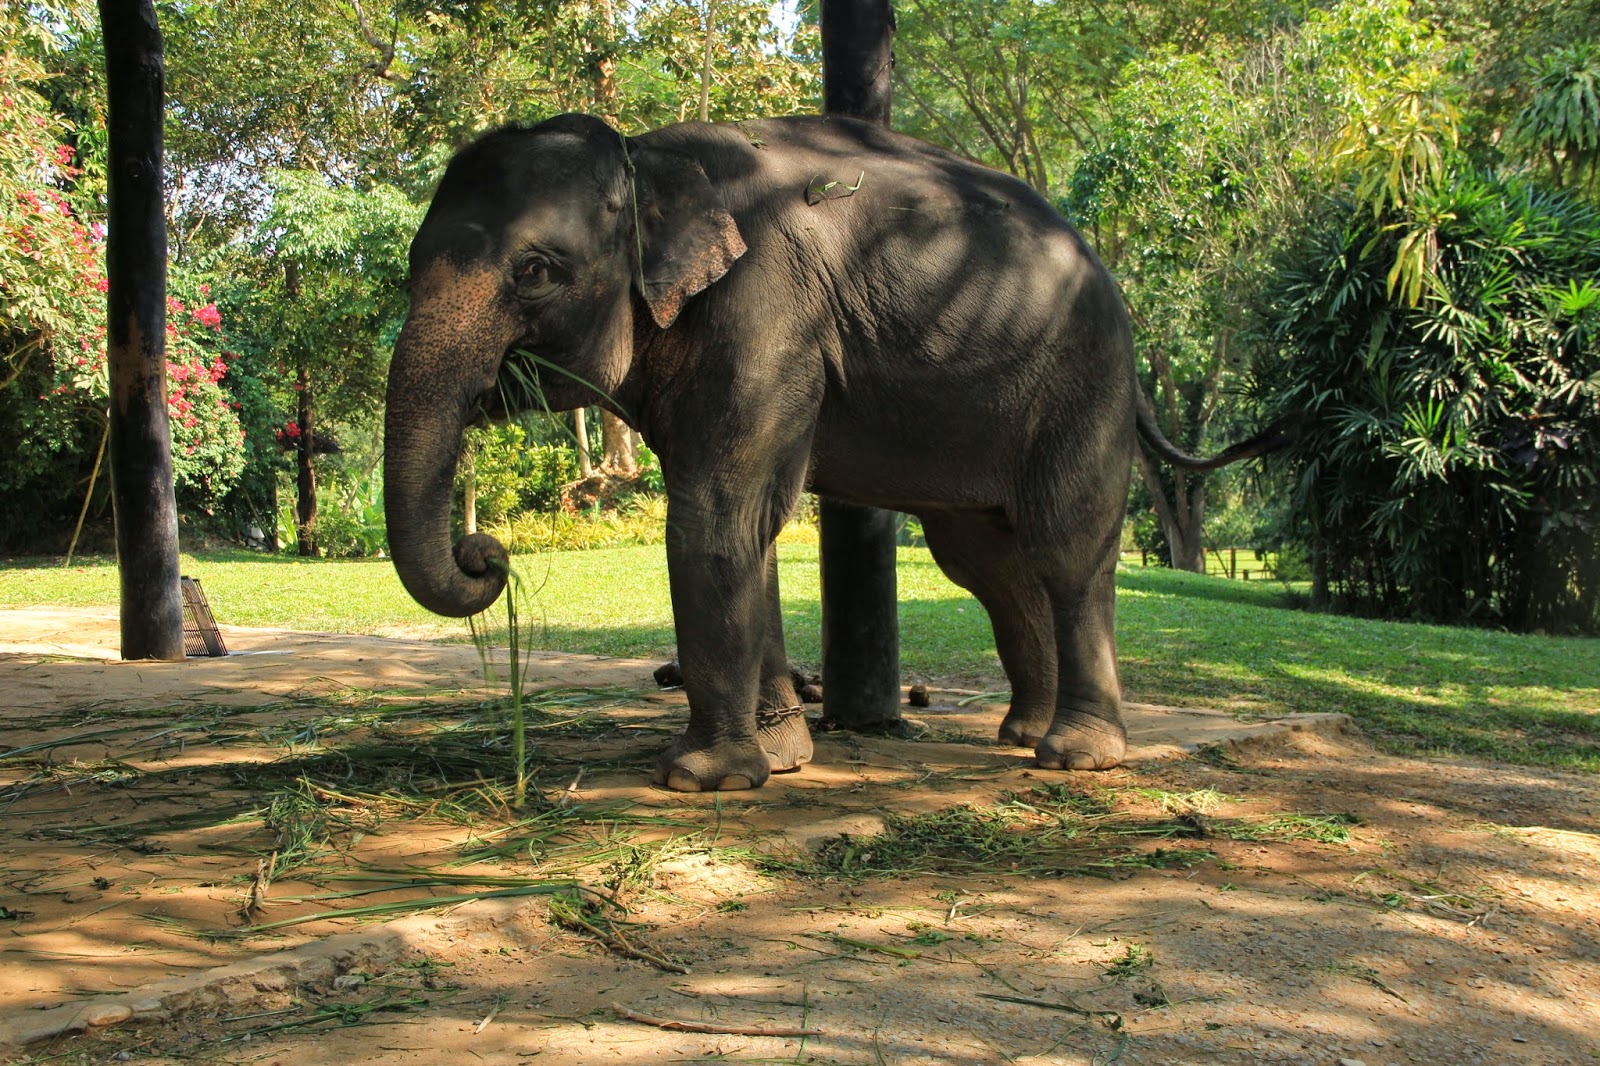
<box><xmin>703</xmin><ymin>117</ymin><xmax>1126</xmax><ymax>366</ymax></box>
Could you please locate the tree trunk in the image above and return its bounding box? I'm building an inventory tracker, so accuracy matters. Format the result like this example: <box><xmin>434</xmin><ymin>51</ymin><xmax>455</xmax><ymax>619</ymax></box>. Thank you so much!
<box><xmin>818</xmin><ymin>0</ymin><xmax>902</xmax><ymax>731</ymax></box>
<box><xmin>699</xmin><ymin>0</ymin><xmax>716</xmax><ymax>122</ymax></box>
<box><xmin>1134</xmin><ymin>335</ymin><xmax>1217</xmax><ymax>574</ymax></box>
<box><xmin>590</xmin><ymin>0</ymin><xmax>619</xmax><ymax>126</ymax></box>
<box><xmin>296</xmin><ymin>364</ymin><xmax>317</xmax><ymax>556</ymax></box>
<box><xmin>1310</xmin><ymin>539</ymin><xmax>1330</xmax><ymax>610</ymax></box>
<box><xmin>265</xmin><ymin>475</ymin><xmax>279</xmax><ymax>552</ymax></box>
<box><xmin>100</xmin><ymin>0</ymin><xmax>184</xmax><ymax>661</ymax></box>
<box><xmin>600</xmin><ymin>410</ymin><xmax>637</xmax><ymax>476</ymax></box>
<box><xmin>462</xmin><ymin>446</ymin><xmax>477</xmax><ymax>535</ymax></box>
<box><xmin>574</xmin><ymin>407</ymin><xmax>594</xmax><ymax>478</ymax></box>
<box><xmin>1134</xmin><ymin>447</ymin><xmax>1205</xmax><ymax>573</ymax></box>
<box><xmin>586</xmin><ymin>1</ymin><xmax>638</xmax><ymax>482</ymax></box>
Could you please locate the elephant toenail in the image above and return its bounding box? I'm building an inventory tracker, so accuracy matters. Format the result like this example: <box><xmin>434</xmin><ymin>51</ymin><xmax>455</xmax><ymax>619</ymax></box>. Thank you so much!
<box><xmin>719</xmin><ymin>775</ymin><xmax>755</xmax><ymax>791</ymax></box>
<box><xmin>666</xmin><ymin>769</ymin><xmax>704</xmax><ymax>792</ymax></box>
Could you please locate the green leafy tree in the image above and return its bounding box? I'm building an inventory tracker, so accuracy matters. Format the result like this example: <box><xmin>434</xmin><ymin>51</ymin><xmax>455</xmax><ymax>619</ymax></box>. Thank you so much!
<box><xmin>1509</xmin><ymin>40</ymin><xmax>1600</xmax><ymax>198</ymax></box>
<box><xmin>1064</xmin><ymin>48</ymin><xmax>1259</xmax><ymax>570</ymax></box>
<box><xmin>1066</xmin><ymin>0</ymin><xmax>1468</xmax><ymax>570</ymax></box>
<box><xmin>220</xmin><ymin>173</ymin><xmax>419</xmax><ymax>555</ymax></box>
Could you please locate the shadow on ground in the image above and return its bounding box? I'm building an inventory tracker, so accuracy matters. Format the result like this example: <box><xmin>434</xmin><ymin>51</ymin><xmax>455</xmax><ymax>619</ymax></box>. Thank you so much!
<box><xmin>1</xmin><ymin>609</ymin><xmax>1597</xmax><ymax>1066</ymax></box>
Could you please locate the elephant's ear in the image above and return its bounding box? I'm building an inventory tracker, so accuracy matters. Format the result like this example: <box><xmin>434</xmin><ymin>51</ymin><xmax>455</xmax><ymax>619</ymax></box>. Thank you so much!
<box><xmin>626</xmin><ymin>142</ymin><xmax>747</xmax><ymax>329</ymax></box>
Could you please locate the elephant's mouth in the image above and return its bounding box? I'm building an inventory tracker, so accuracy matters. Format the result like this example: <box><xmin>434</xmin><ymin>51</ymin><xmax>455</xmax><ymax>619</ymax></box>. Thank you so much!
<box><xmin>483</xmin><ymin>346</ymin><xmax>548</xmax><ymax>419</ymax></box>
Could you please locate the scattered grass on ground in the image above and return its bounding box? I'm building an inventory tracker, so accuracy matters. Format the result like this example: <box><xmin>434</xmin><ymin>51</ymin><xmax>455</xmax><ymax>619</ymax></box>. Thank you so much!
<box><xmin>760</xmin><ymin>783</ymin><xmax>1356</xmax><ymax>881</ymax></box>
<box><xmin>1</xmin><ymin>543</ymin><xmax>1596</xmax><ymax>771</ymax></box>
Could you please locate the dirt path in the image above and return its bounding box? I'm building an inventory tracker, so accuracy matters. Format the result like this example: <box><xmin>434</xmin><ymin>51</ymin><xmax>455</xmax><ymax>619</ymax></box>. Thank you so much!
<box><xmin>1</xmin><ymin>609</ymin><xmax>1596</xmax><ymax>1065</ymax></box>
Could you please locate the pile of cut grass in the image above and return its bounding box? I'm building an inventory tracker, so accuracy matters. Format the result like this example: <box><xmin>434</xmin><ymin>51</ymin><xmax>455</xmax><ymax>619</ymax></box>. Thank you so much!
<box><xmin>769</xmin><ymin>782</ymin><xmax>1357</xmax><ymax>880</ymax></box>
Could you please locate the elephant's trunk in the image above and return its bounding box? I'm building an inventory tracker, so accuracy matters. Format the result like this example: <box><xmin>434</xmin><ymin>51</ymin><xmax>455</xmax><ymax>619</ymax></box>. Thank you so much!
<box><xmin>383</xmin><ymin>270</ymin><xmax>511</xmax><ymax>618</ymax></box>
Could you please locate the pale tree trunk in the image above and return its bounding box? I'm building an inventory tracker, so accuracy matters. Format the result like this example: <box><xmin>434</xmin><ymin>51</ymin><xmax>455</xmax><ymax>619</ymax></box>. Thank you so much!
<box><xmin>1135</xmin><ymin>333</ymin><xmax>1230</xmax><ymax>574</ymax></box>
<box><xmin>591</xmin><ymin>0</ymin><xmax>618</xmax><ymax>123</ymax></box>
<box><xmin>600</xmin><ymin>412</ymin><xmax>637</xmax><ymax>476</ymax></box>
<box><xmin>461</xmin><ymin>447</ymin><xmax>477</xmax><ymax>534</ymax></box>
<box><xmin>699</xmin><ymin>0</ymin><xmax>715</xmax><ymax>122</ymax></box>
<box><xmin>295</xmin><ymin>363</ymin><xmax>317</xmax><ymax>556</ymax></box>
<box><xmin>574</xmin><ymin>408</ymin><xmax>594</xmax><ymax>478</ymax></box>
<box><xmin>586</xmin><ymin>2</ymin><xmax>638</xmax><ymax>480</ymax></box>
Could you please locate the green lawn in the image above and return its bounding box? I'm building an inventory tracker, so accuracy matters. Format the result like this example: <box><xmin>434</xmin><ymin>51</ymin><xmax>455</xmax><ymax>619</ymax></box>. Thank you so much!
<box><xmin>3</xmin><ymin>545</ymin><xmax>1597</xmax><ymax>772</ymax></box>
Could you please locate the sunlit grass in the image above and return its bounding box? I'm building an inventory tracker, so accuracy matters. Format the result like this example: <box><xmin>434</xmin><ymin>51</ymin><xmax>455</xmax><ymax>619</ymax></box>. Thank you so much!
<box><xmin>2</xmin><ymin>541</ymin><xmax>1597</xmax><ymax>771</ymax></box>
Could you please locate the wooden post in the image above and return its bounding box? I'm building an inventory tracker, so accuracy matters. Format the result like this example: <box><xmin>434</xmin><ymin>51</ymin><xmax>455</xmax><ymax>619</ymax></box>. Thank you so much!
<box><xmin>818</xmin><ymin>0</ymin><xmax>902</xmax><ymax>731</ymax></box>
<box><xmin>100</xmin><ymin>0</ymin><xmax>184</xmax><ymax>661</ymax></box>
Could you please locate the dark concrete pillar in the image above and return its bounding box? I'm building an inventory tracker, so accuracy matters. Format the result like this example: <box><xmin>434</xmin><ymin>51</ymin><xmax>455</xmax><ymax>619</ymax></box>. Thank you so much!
<box><xmin>818</xmin><ymin>0</ymin><xmax>902</xmax><ymax>729</ymax></box>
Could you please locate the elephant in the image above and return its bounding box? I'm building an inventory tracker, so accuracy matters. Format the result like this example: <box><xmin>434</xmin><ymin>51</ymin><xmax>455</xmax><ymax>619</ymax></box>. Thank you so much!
<box><xmin>383</xmin><ymin>112</ymin><xmax>1275</xmax><ymax>792</ymax></box>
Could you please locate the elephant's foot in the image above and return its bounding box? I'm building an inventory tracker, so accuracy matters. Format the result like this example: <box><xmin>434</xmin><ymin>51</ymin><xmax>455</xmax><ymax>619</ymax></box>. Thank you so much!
<box><xmin>1034</xmin><ymin>712</ymin><xmax>1126</xmax><ymax>771</ymax></box>
<box><xmin>997</xmin><ymin>705</ymin><xmax>1055</xmax><ymax>749</ymax></box>
<box><xmin>757</xmin><ymin>705</ymin><xmax>813</xmax><ymax>773</ymax></box>
<box><xmin>653</xmin><ymin>735</ymin><xmax>772</xmax><ymax>792</ymax></box>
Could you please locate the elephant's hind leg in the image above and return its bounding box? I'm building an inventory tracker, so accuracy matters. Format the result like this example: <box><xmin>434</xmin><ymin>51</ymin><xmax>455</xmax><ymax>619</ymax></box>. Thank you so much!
<box><xmin>1028</xmin><ymin>532</ymin><xmax>1127</xmax><ymax>771</ymax></box>
<box><xmin>1014</xmin><ymin>440</ymin><xmax>1131</xmax><ymax>771</ymax></box>
<box><xmin>756</xmin><ymin>546</ymin><xmax>813</xmax><ymax>773</ymax></box>
<box><xmin>921</xmin><ymin>510</ymin><xmax>1058</xmax><ymax>748</ymax></box>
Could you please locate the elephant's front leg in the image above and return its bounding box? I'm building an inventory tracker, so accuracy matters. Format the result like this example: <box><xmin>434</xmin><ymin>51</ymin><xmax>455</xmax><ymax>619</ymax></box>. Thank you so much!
<box><xmin>756</xmin><ymin>546</ymin><xmax>813</xmax><ymax>773</ymax></box>
<box><xmin>655</xmin><ymin>496</ymin><xmax>784</xmax><ymax>792</ymax></box>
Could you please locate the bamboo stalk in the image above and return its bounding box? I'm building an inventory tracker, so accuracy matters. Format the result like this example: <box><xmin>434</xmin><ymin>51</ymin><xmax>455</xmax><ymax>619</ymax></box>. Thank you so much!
<box><xmin>65</xmin><ymin>411</ymin><xmax>110</xmax><ymax>567</ymax></box>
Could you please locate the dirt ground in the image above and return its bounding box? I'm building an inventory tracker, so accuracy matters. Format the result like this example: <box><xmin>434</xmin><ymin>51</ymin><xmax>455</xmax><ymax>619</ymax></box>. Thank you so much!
<box><xmin>1</xmin><ymin>608</ymin><xmax>1597</xmax><ymax>1066</ymax></box>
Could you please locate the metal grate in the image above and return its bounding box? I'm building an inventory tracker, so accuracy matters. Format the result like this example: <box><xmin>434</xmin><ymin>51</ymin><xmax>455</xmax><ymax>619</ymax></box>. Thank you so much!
<box><xmin>180</xmin><ymin>576</ymin><xmax>227</xmax><ymax>657</ymax></box>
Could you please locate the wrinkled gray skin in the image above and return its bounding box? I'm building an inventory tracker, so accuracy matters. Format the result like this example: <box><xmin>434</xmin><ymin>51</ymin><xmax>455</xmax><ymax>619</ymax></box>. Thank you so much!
<box><xmin>385</xmin><ymin>113</ymin><xmax>1142</xmax><ymax>792</ymax></box>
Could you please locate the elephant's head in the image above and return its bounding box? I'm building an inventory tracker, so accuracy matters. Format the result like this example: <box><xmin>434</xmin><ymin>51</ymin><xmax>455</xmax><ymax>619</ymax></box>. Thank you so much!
<box><xmin>384</xmin><ymin>114</ymin><xmax>746</xmax><ymax>617</ymax></box>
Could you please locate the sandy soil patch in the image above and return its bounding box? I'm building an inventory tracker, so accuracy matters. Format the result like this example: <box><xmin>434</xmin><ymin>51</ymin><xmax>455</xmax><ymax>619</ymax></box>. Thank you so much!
<box><xmin>1</xmin><ymin>608</ymin><xmax>1596</xmax><ymax>1065</ymax></box>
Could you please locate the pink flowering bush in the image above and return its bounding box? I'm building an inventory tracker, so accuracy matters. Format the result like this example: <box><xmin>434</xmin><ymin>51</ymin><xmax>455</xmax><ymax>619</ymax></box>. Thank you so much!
<box><xmin>1</xmin><ymin>32</ymin><xmax>245</xmax><ymax>534</ymax></box>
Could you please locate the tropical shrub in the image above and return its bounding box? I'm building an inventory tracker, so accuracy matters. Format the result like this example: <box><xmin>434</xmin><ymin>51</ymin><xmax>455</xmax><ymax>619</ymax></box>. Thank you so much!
<box><xmin>1251</xmin><ymin>173</ymin><xmax>1600</xmax><ymax>632</ymax></box>
<box><xmin>485</xmin><ymin>495</ymin><xmax>669</xmax><ymax>554</ymax></box>
<box><xmin>310</xmin><ymin>478</ymin><xmax>388</xmax><ymax>558</ymax></box>
<box><xmin>457</xmin><ymin>423</ymin><xmax>583</xmax><ymax>522</ymax></box>
<box><xmin>1508</xmin><ymin>39</ymin><xmax>1600</xmax><ymax>198</ymax></box>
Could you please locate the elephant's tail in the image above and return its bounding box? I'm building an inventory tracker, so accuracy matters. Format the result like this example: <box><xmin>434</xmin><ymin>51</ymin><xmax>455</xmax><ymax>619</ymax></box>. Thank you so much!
<box><xmin>1135</xmin><ymin>391</ymin><xmax>1295</xmax><ymax>472</ymax></box>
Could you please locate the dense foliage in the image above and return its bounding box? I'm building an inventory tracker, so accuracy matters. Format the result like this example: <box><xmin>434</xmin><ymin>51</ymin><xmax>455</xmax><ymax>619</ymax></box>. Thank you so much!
<box><xmin>4</xmin><ymin>0</ymin><xmax>1598</xmax><ymax>631</ymax></box>
<box><xmin>1</xmin><ymin>4</ymin><xmax>245</xmax><ymax>547</ymax></box>
<box><xmin>1253</xmin><ymin>176</ymin><xmax>1600</xmax><ymax>631</ymax></box>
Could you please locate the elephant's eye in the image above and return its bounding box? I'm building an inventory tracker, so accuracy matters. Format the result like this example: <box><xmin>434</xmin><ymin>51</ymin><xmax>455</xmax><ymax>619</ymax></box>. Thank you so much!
<box><xmin>513</xmin><ymin>258</ymin><xmax>556</xmax><ymax>300</ymax></box>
